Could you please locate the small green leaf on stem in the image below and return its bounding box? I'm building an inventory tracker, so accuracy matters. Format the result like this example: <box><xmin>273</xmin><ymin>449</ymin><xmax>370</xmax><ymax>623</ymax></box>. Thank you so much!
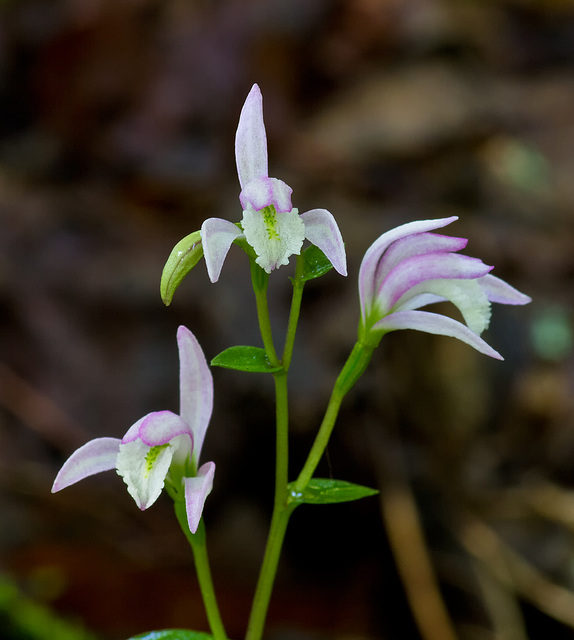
<box><xmin>288</xmin><ymin>478</ymin><xmax>378</xmax><ymax>505</ymax></box>
<box><xmin>161</xmin><ymin>231</ymin><xmax>203</xmax><ymax>306</ymax></box>
<box><xmin>130</xmin><ymin>630</ymin><xmax>213</xmax><ymax>640</ymax></box>
<box><xmin>211</xmin><ymin>346</ymin><xmax>283</xmax><ymax>373</ymax></box>
<box><xmin>300</xmin><ymin>245</ymin><xmax>333</xmax><ymax>282</ymax></box>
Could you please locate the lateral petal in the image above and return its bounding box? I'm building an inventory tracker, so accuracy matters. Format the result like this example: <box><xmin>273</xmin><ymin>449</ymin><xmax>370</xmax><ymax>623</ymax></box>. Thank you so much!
<box><xmin>201</xmin><ymin>218</ymin><xmax>243</xmax><ymax>283</ymax></box>
<box><xmin>300</xmin><ymin>208</ymin><xmax>347</xmax><ymax>276</ymax></box>
<box><xmin>359</xmin><ymin>216</ymin><xmax>459</xmax><ymax>321</ymax></box>
<box><xmin>379</xmin><ymin>252</ymin><xmax>493</xmax><ymax>311</ymax></box>
<box><xmin>184</xmin><ymin>461</ymin><xmax>216</xmax><ymax>534</ymax></box>
<box><xmin>52</xmin><ymin>437</ymin><xmax>121</xmax><ymax>492</ymax></box>
<box><xmin>177</xmin><ymin>325</ymin><xmax>213</xmax><ymax>464</ymax></box>
<box><xmin>373</xmin><ymin>232</ymin><xmax>468</xmax><ymax>292</ymax></box>
<box><xmin>374</xmin><ymin>309</ymin><xmax>503</xmax><ymax>359</ymax></box>
<box><xmin>479</xmin><ymin>274</ymin><xmax>532</xmax><ymax>305</ymax></box>
<box><xmin>235</xmin><ymin>84</ymin><xmax>268</xmax><ymax>188</ymax></box>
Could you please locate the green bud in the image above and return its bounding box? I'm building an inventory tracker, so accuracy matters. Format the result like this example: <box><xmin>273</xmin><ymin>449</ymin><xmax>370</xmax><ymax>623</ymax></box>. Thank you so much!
<box><xmin>160</xmin><ymin>231</ymin><xmax>203</xmax><ymax>306</ymax></box>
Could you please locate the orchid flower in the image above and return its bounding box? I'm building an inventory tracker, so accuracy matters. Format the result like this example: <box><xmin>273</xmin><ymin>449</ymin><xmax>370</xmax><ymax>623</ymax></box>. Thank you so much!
<box><xmin>358</xmin><ymin>216</ymin><xmax>531</xmax><ymax>359</ymax></box>
<box><xmin>52</xmin><ymin>326</ymin><xmax>214</xmax><ymax>534</ymax></box>
<box><xmin>200</xmin><ymin>83</ymin><xmax>347</xmax><ymax>281</ymax></box>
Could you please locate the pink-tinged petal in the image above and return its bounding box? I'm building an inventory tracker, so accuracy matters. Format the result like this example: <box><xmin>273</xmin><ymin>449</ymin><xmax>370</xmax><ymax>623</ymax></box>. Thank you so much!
<box><xmin>374</xmin><ymin>310</ymin><xmax>503</xmax><ymax>359</ymax></box>
<box><xmin>239</xmin><ymin>176</ymin><xmax>293</xmax><ymax>213</ymax></box>
<box><xmin>235</xmin><ymin>84</ymin><xmax>268</xmax><ymax>188</ymax></box>
<box><xmin>177</xmin><ymin>326</ymin><xmax>213</xmax><ymax>464</ymax></box>
<box><xmin>130</xmin><ymin>410</ymin><xmax>192</xmax><ymax>447</ymax></box>
<box><xmin>359</xmin><ymin>217</ymin><xmax>458</xmax><ymax>319</ymax></box>
<box><xmin>374</xmin><ymin>232</ymin><xmax>468</xmax><ymax>291</ymax></box>
<box><xmin>300</xmin><ymin>208</ymin><xmax>347</xmax><ymax>276</ymax></box>
<box><xmin>52</xmin><ymin>437</ymin><xmax>121</xmax><ymax>492</ymax></box>
<box><xmin>122</xmin><ymin>415</ymin><xmax>147</xmax><ymax>443</ymax></box>
<box><xmin>478</xmin><ymin>274</ymin><xmax>532</xmax><ymax>305</ymax></box>
<box><xmin>378</xmin><ymin>252</ymin><xmax>493</xmax><ymax>311</ymax></box>
<box><xmin>184</xmin><ymin>461</ymin><xmax>216</xmax><ymax>534</ymax></box>
<box><xmin>201</xmin><ymin>217</ymin><xmax>243</xmax><ymax>283</ymax></box>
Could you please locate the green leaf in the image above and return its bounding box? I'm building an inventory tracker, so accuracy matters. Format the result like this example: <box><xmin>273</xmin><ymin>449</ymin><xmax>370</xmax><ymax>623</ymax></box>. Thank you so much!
<box><xmin>288</xmin><ymin>478</ymin><xmax>379</xmax><ymax>505</ymax></box>
<box><xmin>130</xmin><ymin>630</ymin><xmax>213</xmax><ymax>640</ymax></box>
<box><xmin>161</xmin><ymin>231</ymin><xmax>203</xmax><ymax>306</ymax></box>
<box><xmin>300</xmin><ymin>245</ymin><xmax>333</xmax><ymax>281</ymax></box>
<box><xmin>211</xmin><ymin>346</ymin><xmax>282</xmax><ymax>373</ymax></box>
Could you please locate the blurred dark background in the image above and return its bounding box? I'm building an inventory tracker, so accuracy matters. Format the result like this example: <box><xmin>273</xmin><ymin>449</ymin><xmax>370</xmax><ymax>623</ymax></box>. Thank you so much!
<box><xmin>0</xmin><ymin>0</ymin><xmax>573</xmax><ymax>639</ymax></box>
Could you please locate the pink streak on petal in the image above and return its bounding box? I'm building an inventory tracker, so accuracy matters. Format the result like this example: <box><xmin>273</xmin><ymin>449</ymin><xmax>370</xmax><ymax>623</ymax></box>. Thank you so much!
<box><xmin>184</xmin><ymin>461</ymin><xmax>216</xmax><ymax>534</ymax></box>
<box><xmin>374</xmin><ymin>232</ymin><xmax>468</xmax><ymax>290</ymax></box>
<box><xmin>201</xmin><ymin>218</ymin><xmax>242</xmax><ymax>283</ymax></box>
<box><xmin>374</xmin><ymin>310</ymin><xmax>503</xmax><ymax>359</ymax></box>
<box><xmin>235</xmin><ymin>84</ymin><xmax>268</xmax><ymax>189</ymax></box>
<box><xmin>479</xmin><ymin>274</ymin><xmax>532</xmax><ymax>305</ymax></box>
<box><xmin>300</xmin><ymin>208</ymin><xmax>347</xmax><ymax>276</ymax></box>
<box><xmin>52</xmin><ymin>437</ymin><xmax>121</xmax><ymax>492</ymax></box>
<box><xmin>240</xmin><ymin>176</ymin><xmax>293</xmax><ymax>213</ymax></box>
<box><xmin>136</xmin><ymin>410</ymin><xmax>193</xmax><ymax>447</ymax></box>
<box><xmin>379</xmin><ymin>252</ymin><xmax>493</xmax><ymax>311</ymax></box>
<box><xmin>359</xmin><ymin>217</ymin><xmax>458</xmax><ymax>321</ymax></box>
<box><xmin>178</xmin><ymin>326</ymin><xmax>213</xmax><ymax>462</ymax></box>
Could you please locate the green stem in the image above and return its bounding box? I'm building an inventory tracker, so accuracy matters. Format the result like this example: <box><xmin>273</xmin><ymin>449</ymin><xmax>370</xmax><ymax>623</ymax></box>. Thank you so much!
<box><xmin>245</xmin><ymin>259</ymin><xmax>301</xmax><ymax>640</ymax></box>
<box><xmin>293</xmin><ymin>340</ymin><xmax>375</xmax><ymax>492</ymax></box>
<box><xmin>174</xmin><ymin>502</ymin><xmax>227</xmax><ymax>640</ymax></box>
<box><xmin>251</xmin><ymin>261</ymin><xmax>281</xmax><ymax>368</ymax></box>
<box><xmin>245</xmin><ymin>502</ymin><xmax>294</xmax><ymax>640</ymax></box>
<box><xmin>282</xmin><ymin>255</ymin><xmax>306</xmax><ymax>370</ymax></box>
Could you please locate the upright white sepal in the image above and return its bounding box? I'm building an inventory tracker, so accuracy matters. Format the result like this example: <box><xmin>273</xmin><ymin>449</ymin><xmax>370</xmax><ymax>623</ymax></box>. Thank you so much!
<box><xmin>177</xmin><ymin>325</ymin><xmax>213</xmax><ymax>467</ymax></box>
<box><xmin>235</xmin><ymin>84</ymin><xmax>268</xmax><ymax>188</ymax></box>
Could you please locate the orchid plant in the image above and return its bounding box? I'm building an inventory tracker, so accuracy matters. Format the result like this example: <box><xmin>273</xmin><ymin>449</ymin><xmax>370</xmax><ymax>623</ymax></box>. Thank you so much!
<box><xmin>53</xmin><ymin>84</ymin><xmax>531</xmax><ymax>640</ymax></box>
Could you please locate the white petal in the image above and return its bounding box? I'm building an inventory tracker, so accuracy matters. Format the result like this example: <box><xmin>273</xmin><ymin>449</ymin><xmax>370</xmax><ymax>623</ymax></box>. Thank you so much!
<box><xmin>374</xmin><ymin>310</ymin><xmax>503</xmax><ymax>359</ymax></box>
<box><xmin>116</xmin><ymin>438</ymin><xmax>175</xmax><ymax>510</ymax></box>
<box><xmin>52</xmin><ymin>437</ymin><xmax>121</xmax><ymax>492</ymax></box>
<box><xmin>184</xmin><ymin>461</ymin><xmax>216</xmax><ymax>534</ymax></box>
<box><xmin>242</xmin><ymin>204</ymin><xmax>305</xmax><ymax>273</ymax></box>
<box><xmin>300</xmin><ymin>208</ymin><xmax>347</xmax><ymax>276</ymax></box>
<box><xmin>235</xmin><ymin>84</ymin><xmax>268</xmax><ymax>188</ymax></box>
<box><xmin>201</xmin><ymin>218</ymin><xmax>243</xmax><ymax>283</ymax></box>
